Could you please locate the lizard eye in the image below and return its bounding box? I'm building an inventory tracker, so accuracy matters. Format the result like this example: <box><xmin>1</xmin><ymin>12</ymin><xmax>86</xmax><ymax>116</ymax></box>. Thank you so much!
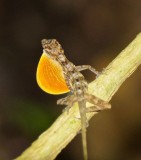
<box><xmin>47</xmin><ymin>46</ymin><xmax>52</xmax><ymax>50</ymax></box>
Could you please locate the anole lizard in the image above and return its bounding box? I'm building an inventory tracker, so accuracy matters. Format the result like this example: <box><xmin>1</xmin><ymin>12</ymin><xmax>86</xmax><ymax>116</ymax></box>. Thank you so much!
<box><xmin>36</xmin><ymin>39</ymin><xmax>111</xmax><ymax>160</ymax></box>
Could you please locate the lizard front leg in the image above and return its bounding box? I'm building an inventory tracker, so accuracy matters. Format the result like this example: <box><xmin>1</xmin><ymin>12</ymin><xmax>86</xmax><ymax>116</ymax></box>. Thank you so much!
<box><xmin>76</xmin><ymin>65</ymin><xmax>100</xmax><ymax>76</ymax></box>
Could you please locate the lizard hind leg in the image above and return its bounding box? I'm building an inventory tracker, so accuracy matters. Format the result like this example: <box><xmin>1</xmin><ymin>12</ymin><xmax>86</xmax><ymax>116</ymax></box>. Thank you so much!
<box><xmin>84</xmin><ymin>93</ymin><xmax>111</xmax><ymax>112</ymax></box>
<box><xmin>57</xmin><ymin>95</ymin><xmax>77</xmax><ymax>113</ymax></box>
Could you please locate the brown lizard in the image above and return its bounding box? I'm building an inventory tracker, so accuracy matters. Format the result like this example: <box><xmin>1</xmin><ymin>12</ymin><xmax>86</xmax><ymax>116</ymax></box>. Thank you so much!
<box><xmin>37</xmin><ymin>39</ymin><xmax>111</xmax><ymax>160</ymax></box>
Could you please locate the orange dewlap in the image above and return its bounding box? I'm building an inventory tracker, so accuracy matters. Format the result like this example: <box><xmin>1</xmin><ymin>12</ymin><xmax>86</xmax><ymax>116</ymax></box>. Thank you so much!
<box><xmin>36</xmin><ymin>52</ymin><xmax>69</xmax><ymax>95</ymax></box>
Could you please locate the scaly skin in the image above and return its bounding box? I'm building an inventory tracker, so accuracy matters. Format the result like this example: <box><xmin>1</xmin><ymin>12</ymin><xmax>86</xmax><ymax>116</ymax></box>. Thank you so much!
<box><xmin>40</xmin><ymin>39</ymin><xmax>111</xmax><ymax>160</ymax></box>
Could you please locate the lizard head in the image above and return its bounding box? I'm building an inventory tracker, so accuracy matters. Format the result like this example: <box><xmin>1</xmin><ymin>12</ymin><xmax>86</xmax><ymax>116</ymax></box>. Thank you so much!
<box><xmin>41</xmin><ymin>39</ymin><xmax>64</xmax><ymax>56</ymax></box>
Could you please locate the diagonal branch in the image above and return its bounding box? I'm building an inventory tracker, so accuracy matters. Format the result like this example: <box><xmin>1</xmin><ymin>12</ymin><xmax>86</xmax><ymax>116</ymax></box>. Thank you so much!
<box><xmin>15</xmin><ymin>33</ymin><xmax>141</xmax><ymax>160</ymax></box>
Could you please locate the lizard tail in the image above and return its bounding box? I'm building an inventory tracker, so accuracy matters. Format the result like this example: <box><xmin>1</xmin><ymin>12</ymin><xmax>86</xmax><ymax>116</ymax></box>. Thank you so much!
<box><xmin>82</xmin><ymin>124</ymin><xmax>88</xmax><ymax>160</ymax></box>
<box><xmin>78</xmin><ymin>100</ymin><xmax>88</xmax><ymax>160</ymax></box>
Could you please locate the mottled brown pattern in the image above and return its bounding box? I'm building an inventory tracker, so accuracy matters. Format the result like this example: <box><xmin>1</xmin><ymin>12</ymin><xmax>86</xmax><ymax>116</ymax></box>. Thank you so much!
<box><xmin>42</xmin><ymin>39</ymin><xmax>111</xmax><ymax>160</ymax></box>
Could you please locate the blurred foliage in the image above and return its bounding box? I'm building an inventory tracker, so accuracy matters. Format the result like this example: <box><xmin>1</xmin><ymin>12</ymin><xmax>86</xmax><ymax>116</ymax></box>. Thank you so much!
<box><xmin>5</xmin><ymin>99</ymin><xmax>57</xmax><ymax>138</ymax></box>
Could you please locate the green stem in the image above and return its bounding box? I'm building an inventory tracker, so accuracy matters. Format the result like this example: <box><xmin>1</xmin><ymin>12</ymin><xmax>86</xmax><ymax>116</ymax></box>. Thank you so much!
<box><xmin>15</xmin><ymin>33</ymin><xmax>141</xmax><ymax>160</ymax></box>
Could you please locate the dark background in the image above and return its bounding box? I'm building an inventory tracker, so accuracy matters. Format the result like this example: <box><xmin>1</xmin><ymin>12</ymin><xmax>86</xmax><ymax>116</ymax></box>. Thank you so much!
<box><xmin>1</xmin><ymin>0</ymin><xmax>141</xmax><ymax>160</ymax></box>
